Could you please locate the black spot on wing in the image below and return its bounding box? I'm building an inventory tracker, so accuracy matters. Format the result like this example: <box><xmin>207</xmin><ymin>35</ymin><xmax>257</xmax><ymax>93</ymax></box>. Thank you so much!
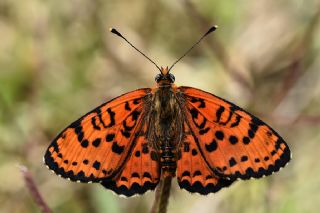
<box><xmin>97</xmin><ymin>108</ymin><xmax>115</xmax><ymax>128</ymax></box>
<box><xmin>93</xmin><ymin>161</ymin><xmax>101</xmax><ymax>170</ymax></box>
<box><xmin>190</xmin><ymin>108</ymin><xmax>198</xmax><ymax>118</ymax></box>
<box><xmin>249</xmin><ymin>123</ymin><xmax>259</xmax><ymax>132</ymax></box>
<box><xmin>220</xmin><ymin>111</ymin><xmax>233</xmax><ymax>126</ymax></box>
<box><xmin>106</xmin><ymin>133</ymin><xmax>115</xmax><ymax>142</ymax></box>
<box><xmin>133</xmin><ymin>98</ymin><xmax>141</xmax><ymax>105</ymax></box>
<box><xmin>229</xmin><ymin>157</ymin><xmax>237</xmax><ymax>167</ymax></box>
<box><xmin>216</xmin><ymin>106</ymin><xmax>225</xmax><ymax>122</ymax></box>
<box><xmin>125</xmin><ymin>102</ymin><xmax>131</xmax><ymax>111</ymax></box>
<box><xmin>189</xmin><ymin>108</ymin><xmax>207</xmax><ymax>130</ymax></box>
<box><xmin>190</xmin><ymin>97</ymin><xmax>206</xmax><ymax>108</ymax></box>
<box><xmin>81</xmin><ymin>140</ymin><xmax>89</xmax><ymax>148</ymax></box>
<box><xmin>205</xmin><ymin>139</ymin><xmax>218</xmax><ymax>152</ymax></box>
<box><xmin>112</xmin><ymin>142</ymin><xmax>124</xmax><ymax>154</ymax></box>
<box><xmin>92</xmin><ymin>138</ymin><xmax>101</xmax><ymax>147</ymax></box>
<box><xmin>229</xmin><ymin>135</ymin><xmax>238</xmax><ymax>145</ymax></box>
<box><xmin>106</xmin><ymin>108</ymin><xmax>116</xmax><ymax>127</ymax></box>
<box><xmin>131</xmin><ymin>110</ymin><xmax>141</xmax><ymax>121</ymax></box>
<box><xmin>132</xmin><ymin>172</ymin><xmax>140</xmax><ymax>178</ymax></box>
<box><xmin>121</xmin><ymin>177</ymin><xmax>128</xmax><ymax>182</ymax></box>
<box><xmin>241</xmin><ymin>156</ymin><xmax>248</xmax><ymax>162</ymax></box>
<box><xmin>121</xmin><ymin>129</ymin><xmax>131</xmax><ymax>138</ymax></box>
<box><xmin>123</xmin><ymin>120</ymin><xmax>135</xmax><ymax>131</ymax></box>
<box><xmin>182</xmin><ymin>171</ymin><xmax>191</xmax><ymax>177</ymax></box>
<box><xmin>192</xmin><ymin>149</ymin><xmax>198</xmax><ymax>156</ymax></box>
<box><xmin>91</xmin><ymin>117</ymin><xmax>101</xmax><ymax>130</ymax></box>
<box><xmin>243</xmin><ymin>136</ymin><xmax>250</xmax><ymax>145</ymax></box>
<box><xmin>199</xmin><ymin>127</ymin><xmax>210</xmax><ymax>135</ymax></box>
<box><xmin>248</xmin><ymin>129</ymin><xmax>255</xmax><ymax>139</ymax></box>
<box><xmin>215</xmin><ymin>131</ymin><xmax>224</xmax><ymax>140</ymax></box>
<box><xmin>230</xmin><ymin>115</ymin><xmax>241</xmax><ymax>127</ymax></box>
<box><xmin>193</xmin><ymin>171</ymin><xmax>202</xmax><ymax>177</ymax></box>
<box><xmin>143</xmin><ymin>172</ymin><xmax>152</xmax><ymax>179</ymax></box>
<box><xmin>74</xmin><ymin>125</ymin><xmax>84</xmax><ymax>142</ymax></box>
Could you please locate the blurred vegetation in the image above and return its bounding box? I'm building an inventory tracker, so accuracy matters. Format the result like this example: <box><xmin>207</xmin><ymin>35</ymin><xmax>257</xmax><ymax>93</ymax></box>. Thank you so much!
<box><xmin>1</xmin><ymin>0</ymin><xmax>320</xmax><ymax>212</ymax></box>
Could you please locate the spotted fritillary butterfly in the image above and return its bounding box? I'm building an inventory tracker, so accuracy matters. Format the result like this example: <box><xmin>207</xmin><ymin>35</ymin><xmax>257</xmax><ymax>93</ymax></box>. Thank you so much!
<box><xmin>44</xmin><ymin>26</ymin><xmax>291</xmax><ymax>197</ymax></box>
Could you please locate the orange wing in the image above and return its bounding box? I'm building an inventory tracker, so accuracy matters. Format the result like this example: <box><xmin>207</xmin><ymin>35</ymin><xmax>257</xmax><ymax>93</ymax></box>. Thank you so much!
<box><xmin>179</xmin><ymin>87</ymin><xmax>291</xmax><ymax>181</ymax></box>
<box><xmin>44</xmin><ymin>88</ymin><xmax>160</xmax><ymax>191</ymax></box>
<box><xmin>101</xmin><ymin>123</ymin><xmax>160</xmax><ymax>196</ymax></box>
<box><xmin>177</xmin><ymin>122</ymin><xmax>234</xmax><ymax>194</ymax></box>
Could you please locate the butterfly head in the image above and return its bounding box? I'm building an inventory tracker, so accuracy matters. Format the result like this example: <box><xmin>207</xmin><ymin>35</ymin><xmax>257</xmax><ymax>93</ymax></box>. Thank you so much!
<box><xmin>155</xmin><ymin>66</ymin><xmax>175</xmax><ymax>84</ymax></box>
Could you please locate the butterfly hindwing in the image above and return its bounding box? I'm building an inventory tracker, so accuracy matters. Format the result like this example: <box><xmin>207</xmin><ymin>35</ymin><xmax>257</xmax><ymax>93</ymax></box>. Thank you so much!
<box><xmin>179</xmin><ymin>86</ymin><xmax>291</xmax><ymax>181</ymax></box>
<box><xmin>44</xmin><ymin>88</ymin><xmax>151</xmax><ymax>183</ymax></box>
<box><xmin>101</xmin><ymin>123</ymin><xmax>160</xmax><ymax>196</ymax></box>
<box><xmin>177</xmin><ymin>122</ymin><xmax>234</xmax><ymax>194</ymax></box>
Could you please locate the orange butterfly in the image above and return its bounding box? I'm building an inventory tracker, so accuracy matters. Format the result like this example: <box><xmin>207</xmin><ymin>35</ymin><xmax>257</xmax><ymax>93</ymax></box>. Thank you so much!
<box><xmin>44</xmin><ymin>26</ymin><xmax>291</xmax><ymax>197</ymax></box>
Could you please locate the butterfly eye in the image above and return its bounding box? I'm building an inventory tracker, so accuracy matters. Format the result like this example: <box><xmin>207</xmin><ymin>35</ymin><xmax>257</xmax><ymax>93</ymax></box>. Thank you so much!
<box><xmin>168</xmin><ymin>73</ymin><xmax>175</xmax><ymax>83</ymax></box>
<box><xmin>155</xmin><ymin>74</ymin><xmax>162</xmax><ymax>82</ymax></box>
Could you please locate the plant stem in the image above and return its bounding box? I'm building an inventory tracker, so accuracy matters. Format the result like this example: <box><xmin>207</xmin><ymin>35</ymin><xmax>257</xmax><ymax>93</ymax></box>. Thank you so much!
<box><xmin>20</xmin><ymin>165</ymin><xmax>52</xmax><ymax>213</ymax></box>
<box><xmin>150</xmin><ymin>176</ymin><xmax>173</xmax><ymax>213</ymax></box>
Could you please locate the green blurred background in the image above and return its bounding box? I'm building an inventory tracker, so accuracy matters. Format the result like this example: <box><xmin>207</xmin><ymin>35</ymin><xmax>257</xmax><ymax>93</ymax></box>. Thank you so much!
<box><xmin>1</xmin><ymin>0</ymin><xmax>320</xmax><ymax>212</ymax></box>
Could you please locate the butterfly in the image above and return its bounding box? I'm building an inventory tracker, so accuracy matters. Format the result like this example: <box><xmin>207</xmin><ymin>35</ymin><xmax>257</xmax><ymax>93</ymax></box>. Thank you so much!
<box><xmin>44</xmin><ymin>26</ymin><xmax>291</xmax><ymax>197</ymax></box>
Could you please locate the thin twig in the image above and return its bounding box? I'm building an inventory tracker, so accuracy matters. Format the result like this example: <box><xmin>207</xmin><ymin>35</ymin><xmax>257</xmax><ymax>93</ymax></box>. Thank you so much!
<box><xmin>20</xmin><ymin>165</ymin><xmax>52</xmax><ymax>213</ymax></box>
<box><xmin>158</xmin><ymin>177</ymin><xmax>172</xmax><ymax>213</ymax></box>
<box><xmin>150</xmin><ymin>179</ymin><xmax>163</xmax><ymax>213</ymax></box>
<box><xmin>150</xmin><ymin>176</ymin><xmax>173</xmax><ymax>213</ymax></box>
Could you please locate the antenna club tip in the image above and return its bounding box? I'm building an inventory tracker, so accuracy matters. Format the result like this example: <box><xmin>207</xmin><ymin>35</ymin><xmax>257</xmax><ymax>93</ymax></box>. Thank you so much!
<box><xmin>204</xmin><ymin>25</ymin><xmax>218</xmax><ymax>36</ymax></box>
<box><xmin>109</xmin><ymin>28</ymin><xmax>122</xmax><ymax>37</ymax></box>
<box><xmin>208</xmin><ymin>25</ymin><xmax>218</xmax><ymax>33</ymax></box>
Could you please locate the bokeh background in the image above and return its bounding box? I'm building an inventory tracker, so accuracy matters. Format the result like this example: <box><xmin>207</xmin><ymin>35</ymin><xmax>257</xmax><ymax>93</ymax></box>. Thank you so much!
<box><xmin>1</xmin><ymin>0</ymin><xmax>320</xmax><ymax>212</ymax></box>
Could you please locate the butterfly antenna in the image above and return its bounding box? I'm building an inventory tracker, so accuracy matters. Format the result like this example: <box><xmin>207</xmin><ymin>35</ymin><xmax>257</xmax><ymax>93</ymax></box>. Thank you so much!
<box><xmin>109</xmin><ymin>28</ymin><xmax>161</xmax><ymax>72</ymax></box>
<box><xmin>168</xmin><ymin>25</ymin><xmax>218</xmax><ymax>72</ymax></box>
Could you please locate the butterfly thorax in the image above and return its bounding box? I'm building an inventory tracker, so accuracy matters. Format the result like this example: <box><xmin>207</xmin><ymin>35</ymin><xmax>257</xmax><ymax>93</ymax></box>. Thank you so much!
<box><xmin>147</xmin><ymin>83</ymin><xmax>184</xmax><ymax>177</ymax></box>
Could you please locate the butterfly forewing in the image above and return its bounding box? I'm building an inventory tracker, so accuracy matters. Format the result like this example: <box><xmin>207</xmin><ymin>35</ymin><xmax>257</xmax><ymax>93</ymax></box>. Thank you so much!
<box><xmin>179</xmin><ymin>86</ymin><xmax>291</xmax><ymax>181</ymax></box>
<box><xmin>44</xmin><ymin>88</ymin><xmax>152</xmax><ymax>183</ymax></box>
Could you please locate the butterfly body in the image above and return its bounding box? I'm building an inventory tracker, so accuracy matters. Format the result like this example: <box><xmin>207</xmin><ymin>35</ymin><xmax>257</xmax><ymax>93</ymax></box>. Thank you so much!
<box><xmin>147</xmin><ymin>68</ymin><xmax>184</xmax><ymax>177</ymax></box>
<box><xmin>45</xmin><ymin>66</ymin><xmax>291</xmax><ymax>197</ymax></box>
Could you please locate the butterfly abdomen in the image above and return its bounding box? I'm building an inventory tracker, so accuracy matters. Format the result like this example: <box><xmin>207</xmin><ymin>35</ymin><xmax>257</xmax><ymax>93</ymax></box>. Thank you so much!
<box><xmin>160</xmin><ymin>140</ymin><xmax>177</xmax><ymax>177</ymax></box>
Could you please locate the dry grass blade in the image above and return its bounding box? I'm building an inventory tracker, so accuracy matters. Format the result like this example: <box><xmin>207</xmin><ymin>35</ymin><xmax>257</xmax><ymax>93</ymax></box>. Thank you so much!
<box><xmin>20</xmin><ymin>165</ymin><xmax>52</xmax><ymax>213</ymax></box>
